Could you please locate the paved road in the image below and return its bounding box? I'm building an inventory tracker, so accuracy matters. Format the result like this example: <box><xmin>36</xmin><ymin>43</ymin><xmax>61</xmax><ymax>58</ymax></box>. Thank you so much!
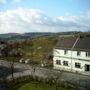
<box><xmin>0</xmin><ymin>60</ymin><xmax>90</xmax><ymax>88</ymax></box>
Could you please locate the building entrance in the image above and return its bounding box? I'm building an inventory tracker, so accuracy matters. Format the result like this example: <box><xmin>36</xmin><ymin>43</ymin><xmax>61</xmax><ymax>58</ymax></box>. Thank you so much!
<box><xmin>85</xmin><ymin>64</ymin><xmax>90</xmax><ymax>71</ymax></box>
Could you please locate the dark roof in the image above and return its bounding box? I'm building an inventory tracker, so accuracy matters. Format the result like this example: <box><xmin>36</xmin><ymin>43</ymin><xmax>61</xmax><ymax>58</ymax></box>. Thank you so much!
<box><xmin>56</xmin><ymin>37</ymin><xmax>77</xmax><ymax>49</ymax></box>
<box><xmin>74</xmin><ymin>36</ymin><xmax>90</xmax><ymax>51</ymax></box>
<box><xmin>55</xmin><ymin>36</ymin><xmax>90</xmax><ymax>51</ymax></box>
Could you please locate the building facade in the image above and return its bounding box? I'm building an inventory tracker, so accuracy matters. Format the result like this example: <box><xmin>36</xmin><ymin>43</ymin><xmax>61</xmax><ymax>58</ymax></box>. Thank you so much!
<box><xmin>53</xmin><ymin>34</ymin><xmax>90</xmax><ymax>75</ymax></box>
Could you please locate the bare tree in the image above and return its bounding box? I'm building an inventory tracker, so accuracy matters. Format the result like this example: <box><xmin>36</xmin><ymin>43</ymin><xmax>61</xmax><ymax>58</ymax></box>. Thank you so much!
<box><xmin>3</xmin><ymin>43</ymin><xmax>19</xmax><ymax>82</ymax></box>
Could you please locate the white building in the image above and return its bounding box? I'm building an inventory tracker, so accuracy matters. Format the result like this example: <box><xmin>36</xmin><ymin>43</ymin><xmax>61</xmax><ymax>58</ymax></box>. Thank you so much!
<box><xmin>53</xmin><ymin>34</ymin><xmax>90</xmax><ymax>75</ymax></box>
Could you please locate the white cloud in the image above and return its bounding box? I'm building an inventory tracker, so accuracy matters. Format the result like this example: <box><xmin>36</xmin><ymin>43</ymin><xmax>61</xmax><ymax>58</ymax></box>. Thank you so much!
<box><xmin>0</xmin><ymin>0</ymin><xmax>21</xmax><ymax>4</ymax></box>
<box><xmin>0</xmin><ymin>0</ymin><xmax>7</xmax><ymax>4</ymax></box>
<box><xmin>0</xmin><ymin>8</ymin><xmax>90</xmax><ymax>33</ymax></box>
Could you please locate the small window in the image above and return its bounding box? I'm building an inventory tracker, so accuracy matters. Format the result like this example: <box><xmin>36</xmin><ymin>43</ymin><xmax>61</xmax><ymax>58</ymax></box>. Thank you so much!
<box><xmin>56</xmin><ymin>60</ymin><xmax>61</xmax><ymax>65</ymax></box>
<box><xmin>54</xmin><ymin>50</ymin><xmax>60</xmax><ymax>56</ymax></box>
<box><xmin>75</xmin><ymin>63</ymin><xmax>81</xmax><ymax>68</ymax></box>
<box><xmin>64</xmin><ymin>50</ymin><xmax>68</xmax><ymax>55</ymax></box>
<box><xmin>86</xmin><ymin>52</ymin><xmax>90</xmax><ymax>57</ymax></box>
<box><xmin>55</xmin><ymin>50</ymin><xmax>60</xmax><ymax>54</ymax></box>
<box><xmin>63</xmin><ymin>61</ymin><xmax>68</xmax><ymax>66</ymax></box>
<box><xmin>77</xmin><ymin>51</ymin><xmax>81</xmax><ymax>56</ymax></box>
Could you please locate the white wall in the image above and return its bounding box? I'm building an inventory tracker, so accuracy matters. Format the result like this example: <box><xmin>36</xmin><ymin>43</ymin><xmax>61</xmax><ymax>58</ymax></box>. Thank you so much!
<box><xmin>72</xmin><ymin>51</ymin><xmax>90</xmax><ymax>60</ymax></box>
<box><xmin>53</xmin><ymin>49</ymin><xmax>90</xmax><ymax>75</ymax></box>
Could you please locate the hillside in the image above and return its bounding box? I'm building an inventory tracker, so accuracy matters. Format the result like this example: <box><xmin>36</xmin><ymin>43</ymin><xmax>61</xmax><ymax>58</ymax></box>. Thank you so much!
<box><xmin>0</xmin><ymin>31</ymin><xmax>81</xmax><ymax>41</ymax></box>
<box><xmin>2</xmin><ymin>36</ymin><xmax>60</xmax><ymax>65</ymax></box>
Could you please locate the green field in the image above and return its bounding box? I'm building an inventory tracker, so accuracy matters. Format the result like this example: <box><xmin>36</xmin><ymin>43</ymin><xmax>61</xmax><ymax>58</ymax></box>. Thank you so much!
<box><xmin>8</xmin><ymin>82</ymin><xmax>70</xmax><ymax>90</ymax></box>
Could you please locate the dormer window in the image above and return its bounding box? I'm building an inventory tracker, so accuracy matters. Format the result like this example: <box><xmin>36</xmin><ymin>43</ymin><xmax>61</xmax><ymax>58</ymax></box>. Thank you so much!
<box><xmin>64</xmin><ymin>50</ymin><xmax>68</xmax><ymax>55</ymax></box>
<box><xmin>54</xmin><ymin>49</ymin><xmax>60</xmax><ymax>56</ymax></box>
<box><xmin>86</xmin><ymin>52</ymin><xmax>90</xmax><ymax>57</ymax></box>
<box><xmin>77</xmin><ymin>51</ymin><xmax>81</xmax><ymax>56</ymax></box>
<box><xmin>55</xmin><ymin>50</ymin><xmax>60</xmax><ymax>54</ymax></box>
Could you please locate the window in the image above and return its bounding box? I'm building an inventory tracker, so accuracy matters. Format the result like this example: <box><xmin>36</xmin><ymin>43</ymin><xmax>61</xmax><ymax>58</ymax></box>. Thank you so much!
<box><xmin>56</xmin><ymin>60</ymin><xmax>61</xmax><ymax>65</ymax></box>
<box><xmin>85</xmin><ymin>64</ymin><xmax>90</xmax><ymax>71</ymax></box>
<box><xmin>63</xmin><ymin>61</ymin><xmax>68</xmax><ymax>66</ymax></box>
<box><xmin>77</xmin><ymin>51</ymin><xmax>81</xmax><ymax>56</ymax></box>
<box><xmin>75</xmin><ymin>63</ymin><xmax>81</xmax><ymax>68</ymax></box>
<box><xmin>55</xmin><ymin>50</ymin><xmax>60</xmax><ymax>54</ymax></box>
<box><xmin>54</xmin><ymin>50</ymin><xmax>60</xmax><ymax>56</ymax></box>
<box><xmin>86</xmin><ymin>52</ymin><xmax>90</xmax><ymax>57</ymax></box>
<box><xmin>64</xmin><ymin>50</ymin><xmax>68</xmax><ymax>55</ymax></box>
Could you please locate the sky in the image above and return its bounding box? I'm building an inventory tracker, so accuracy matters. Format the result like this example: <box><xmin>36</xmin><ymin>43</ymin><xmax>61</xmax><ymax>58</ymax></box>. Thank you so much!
<box><xmin>0</xmin><ymin>0</ymin><xmax>90</xmax><ymax>33</ymax></box>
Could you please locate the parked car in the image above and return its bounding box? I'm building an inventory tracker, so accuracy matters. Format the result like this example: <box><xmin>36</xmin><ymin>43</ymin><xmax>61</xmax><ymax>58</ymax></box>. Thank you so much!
<box><xmin>19</xmin><ymin>59</ymin><xmax>25</xmax><ymax>63</ymax></box>
<box><xmin>41</xmin><ymin>62</ymin><xmax>50</xmax><ymax>67</ymax></box>
<box><xmin>25</xmin><ymin>59</ymin><xmax>32</xmax><ymax>64</ymax></box>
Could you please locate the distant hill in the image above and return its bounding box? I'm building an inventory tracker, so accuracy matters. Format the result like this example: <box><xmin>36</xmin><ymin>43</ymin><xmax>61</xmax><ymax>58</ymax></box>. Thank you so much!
<box><xmin>0</xmin><ymin>31</ymin><xmax>81</xmax><ymax>41</ymax></box>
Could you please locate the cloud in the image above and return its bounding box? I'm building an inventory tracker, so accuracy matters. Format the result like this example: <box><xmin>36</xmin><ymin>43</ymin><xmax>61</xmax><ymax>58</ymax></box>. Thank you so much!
<box><xmin>0</xmin><ymin>0</ymin><xmax>21</xmax><ymax>4</ymax></box>
<box><xmin>0</xmin><ymin>8</ymin><xmax>90</xmax><ymax>33</ymax></box>
<box><xmin>0</xmin><ymin>0</ymin><xmax>7</xmax><ymax>4</ymax></box>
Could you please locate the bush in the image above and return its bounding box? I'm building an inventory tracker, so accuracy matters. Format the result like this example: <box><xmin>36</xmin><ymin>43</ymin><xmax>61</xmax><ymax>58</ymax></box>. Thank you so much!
<box><xmin>6</xmin><ymin>76</ymin><xmax>74</xmax><ymax>90</ymax></box>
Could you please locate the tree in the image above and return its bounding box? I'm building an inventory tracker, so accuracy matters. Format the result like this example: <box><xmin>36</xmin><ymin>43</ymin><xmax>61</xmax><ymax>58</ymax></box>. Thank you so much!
<box><xmin>9</xmin><ymin>50</ymin><xmax>18</xmax><ymax>82</ymax></box>
<box><xmin>3</xmin><ymin>43</ymin><xmax>19</xmax><ymax>82</ymax></box>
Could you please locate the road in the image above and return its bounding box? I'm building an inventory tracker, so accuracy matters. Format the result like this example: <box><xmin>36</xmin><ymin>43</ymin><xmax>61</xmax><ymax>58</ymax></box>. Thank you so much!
<box><xmin>0</xmin><ymin>60</ymin><xmax>90</xmax><ymax>89</ymax></box>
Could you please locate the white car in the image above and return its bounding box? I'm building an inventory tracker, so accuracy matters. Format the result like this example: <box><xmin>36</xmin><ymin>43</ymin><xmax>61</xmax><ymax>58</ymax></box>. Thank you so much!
<box><xmin>19</xmin><ymin>59</ymin><xmax>25</xmax><ymax>63</ymax></box>
<box><xmin>41</xmin><ymin>62</ymin><xmax>50</xmax><ymax>67</ymax></box>
<box><xmin>25</xmin><ymin>59</ymin><xmax>32</xmax><ymax>64</ymax></box>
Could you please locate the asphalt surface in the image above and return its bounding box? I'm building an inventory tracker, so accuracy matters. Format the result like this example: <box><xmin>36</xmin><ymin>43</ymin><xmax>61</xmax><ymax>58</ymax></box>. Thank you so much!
<box><xmin>0</xmin><ymin>60</ymin><xmax>90</xmax><ymax>89</ymax></box>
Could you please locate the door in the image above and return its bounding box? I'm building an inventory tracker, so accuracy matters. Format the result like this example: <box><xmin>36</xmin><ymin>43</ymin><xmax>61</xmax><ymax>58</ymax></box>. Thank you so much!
<box><xmin>85</xmin><ymin>64</ymin><xmax>90</xmax><ymax>71</ymax></box>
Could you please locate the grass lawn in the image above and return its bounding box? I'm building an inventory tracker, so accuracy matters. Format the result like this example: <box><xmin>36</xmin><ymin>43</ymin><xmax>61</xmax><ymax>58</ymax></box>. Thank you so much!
<box><xmin>8</xmin><ymin>82</ymin><xmax>70</xmax><ymax>90</ymax></box>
